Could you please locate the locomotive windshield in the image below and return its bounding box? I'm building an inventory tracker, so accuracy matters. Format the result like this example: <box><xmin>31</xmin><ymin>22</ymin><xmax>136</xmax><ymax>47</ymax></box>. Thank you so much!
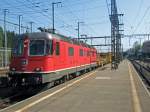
<box><xmin>29</xmin><ymin>39</ymin><xmax>53</xmax><ymax>56</ymax></box>
<box><xmin>13</xmin><ymin>38</ymin><xmax>24</xmax><ymax>56</ymax></box>
<box><xmin>29</xmin><ymin>40</ymin><xmax>45</xmax><ymax>56</ymax></box>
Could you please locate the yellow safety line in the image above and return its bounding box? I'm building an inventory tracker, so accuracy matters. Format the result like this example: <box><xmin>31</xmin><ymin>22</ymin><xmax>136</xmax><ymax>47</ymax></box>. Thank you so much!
<box><xmin>15</xmin><ymin>71</ymin><xmax>97</xmax><ymax>112</ymax></box>
<box><xmin>128</xmin><ymin>62</ymin><xmax>142</xmax><ymax>112</ymax></box>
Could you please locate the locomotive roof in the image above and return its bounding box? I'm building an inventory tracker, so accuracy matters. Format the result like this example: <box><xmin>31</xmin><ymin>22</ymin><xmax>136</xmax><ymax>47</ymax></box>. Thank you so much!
<box><xmin>21</xmin><ymin>32</ymin><xmax>95</xmax><ymax>49</ymax></box>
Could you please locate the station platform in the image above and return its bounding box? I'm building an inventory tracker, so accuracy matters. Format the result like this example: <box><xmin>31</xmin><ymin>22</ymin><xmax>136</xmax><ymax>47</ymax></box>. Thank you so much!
<box><xmin>0</xmin><ymin>60</ymin><xmax>150</xmax><ymax>112</ymax></box>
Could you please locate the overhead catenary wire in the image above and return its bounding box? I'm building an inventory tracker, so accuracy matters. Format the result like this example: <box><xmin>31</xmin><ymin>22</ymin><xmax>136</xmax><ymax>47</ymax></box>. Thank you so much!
<box><xmin>132</xmin><ymin>6</ymin><xmax>150</xmax><ymax>34</ymax></box>
<box><xmin>0</xmin><ymin>18</ymin><xmax>29</xmax><ymax>29</ymax></box>
<box><xmin>2</xmin><ymin>0</ymin><xmax>43</xmax><ymax>26</ymax></box>
<box><xmin>105</xmin><ymin>0</ymin><xmax>111</xmax><ymax>16</ymax></box>
<box><xmin>24</xmin><ymin>0</ymin><xmax>80</xmax><ymax>35</ymax></box>
<box><xmin>128</xmin><ymin>0</ymin><xmax>144</xmax><ymax>35</ymax></box>
<box><xmin>132</xmin><ymin>0</ymin><xmax>144</xmax><ymax>26</ymax></box>
<box><xmin>15</xmin><ymin>0</ymin><xmax>51</xmax><ymax>22</ymax></box>
<box><xmin>0</xmin><ymin>11</ymin><xmax>40</xmax><ymax>32</ymax></box>
<box><xmin>0</xmin><ymin>0</ymin><xmax>56</xmax><ymax>33</ymax></box>
<box><xmin>0</xmin><ymin>0</ymin><xmax>109</xmax><ymax>39</ymax></box>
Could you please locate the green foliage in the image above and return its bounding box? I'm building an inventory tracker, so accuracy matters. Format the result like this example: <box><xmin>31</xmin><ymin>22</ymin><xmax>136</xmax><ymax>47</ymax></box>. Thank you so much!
<box><xmin>7</xmin><ymin>30</ymin><xmax>16</xmax><ymax>48</ymax></box>
<box><xmin>0</xmin><ymin>26</ymin><xmax>17</xmax><ymax>48</ymax></box>
<box><xmin>132</xmin><ymin>41</ymin><xmax>141</xmax><ymax>55</ymax></box>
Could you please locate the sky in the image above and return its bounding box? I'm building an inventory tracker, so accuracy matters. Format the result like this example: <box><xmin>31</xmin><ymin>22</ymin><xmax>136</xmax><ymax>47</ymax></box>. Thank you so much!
<box><xmin>0</xmin><ymin>0</ymin><xmax>150</xmax><ymax>52</ymax></box>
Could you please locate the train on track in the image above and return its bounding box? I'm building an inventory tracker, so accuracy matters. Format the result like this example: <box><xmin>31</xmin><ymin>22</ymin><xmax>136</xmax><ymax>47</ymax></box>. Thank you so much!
<box><xmin>141</xmin><ymin>40</ymin><xmax>150</xmax><ymax>69</ymax></box>
<box><xmin>8</xmin><ymin>32</ymin><xmax>98</xmax><ymax>86</ymax></box>
<box><xmin>97</xmin><ymin>52</ymin><xmax>112</xmax><ymax>66</ymax></box>
<box><xmin>131</xmin><ymin>40</ymin><xmax>150</xmax><ymax>70</ymax></box>
<box><xmin>142</xmin><ymin>40</ymin><xmax>150</xmax><ymax>59</ymax></box>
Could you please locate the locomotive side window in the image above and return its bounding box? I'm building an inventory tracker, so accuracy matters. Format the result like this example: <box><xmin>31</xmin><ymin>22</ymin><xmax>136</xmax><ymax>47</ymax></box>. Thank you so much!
<box><xmin>56</xmin><ymin>42</ymin><xmax>60</xmax><ymax>55</ymax></box>
<box><xmin>29</xmin><ymin>40</ymin><xmax>45</xmax><ymax>56</ymax></box>
<box><xmin>68</xmin><ymin>47</ymin><xmax>74</xmax><ymax>56</ymax></box>
<box><xmin>92</xmin><ymin>51</ymin><xmax>95</xmax><ymax>56</ymax></box>
<box><xmin>46</xmin><ymin>40</ymin><xmax>53</xmax><ymax>55</ymax></box>
<box><xmin>79</xmin><ymin>49</ymin><xmax>83</xmax><ymax>56</ymax></box>
<box><xmin>87</xmin><ymin>51</ymin><xmax>90</xmax><ymax>56</ymax></box>
<box><xmin>84</xmin><ymin>50</ymin><xmax>86</xmax><ymax>56</ymax></box>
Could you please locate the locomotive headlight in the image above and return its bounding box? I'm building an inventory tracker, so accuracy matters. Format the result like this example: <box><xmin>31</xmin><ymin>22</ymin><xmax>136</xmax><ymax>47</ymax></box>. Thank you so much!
<box><xmin>21</xmin><ymin>59</ymin><xmax>28</xmax><ymax>65</ymax></box>
<box><xmin>11</xmin><ymin>67</ymin><xmax>16</xmax><ymax>71</ymax></box>
<box><xmin>35</xmin><ymin>67</ymin><xmax>41</xmax><ymax>72</ymax></box>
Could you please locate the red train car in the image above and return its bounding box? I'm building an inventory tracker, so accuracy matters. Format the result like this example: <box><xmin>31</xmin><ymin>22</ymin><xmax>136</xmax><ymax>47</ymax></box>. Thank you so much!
<box><xmin>8</xmin><ymin>32</ymin><xmax>97</xmax><ymax>85</ymax></box>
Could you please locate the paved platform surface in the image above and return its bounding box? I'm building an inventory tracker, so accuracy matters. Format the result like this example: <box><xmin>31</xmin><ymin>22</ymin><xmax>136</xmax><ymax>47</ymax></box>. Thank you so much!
<box><xmin>0</xmin><ymin>60</ymin><xmax>150</xmax><ymax>112</ymax></box>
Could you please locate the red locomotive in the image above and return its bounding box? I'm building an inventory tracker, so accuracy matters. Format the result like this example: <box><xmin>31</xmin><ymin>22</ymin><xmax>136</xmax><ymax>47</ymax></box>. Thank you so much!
<box><xmin>8</xmin><ymin>32</ymin><xmax>97</xmax><ymax>86</ymax></box>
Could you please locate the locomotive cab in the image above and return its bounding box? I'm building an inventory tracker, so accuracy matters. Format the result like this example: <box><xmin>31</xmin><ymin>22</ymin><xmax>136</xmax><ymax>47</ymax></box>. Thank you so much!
<box><xmin>9</xmin><ymin>32</ymin><xmax>54</xmax><ymax>86</ymax></box>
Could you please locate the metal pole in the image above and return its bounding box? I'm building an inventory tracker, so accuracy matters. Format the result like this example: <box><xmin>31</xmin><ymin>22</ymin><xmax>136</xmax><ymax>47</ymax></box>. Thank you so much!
<box><xmin>77</xmin><ymin>22</ymin><xmax>84</xmax><ymax>40</ymax></box>
<box><xmin>139</xmin><ymin>38</ymin><xmax>142</xmax><ymax>46</ymax></box>
<box><xmin>3</xmin><ymin>9</ymin><xmax>8</xmax><ymax>67</ymax></box>
<box><xmin>129</xmin><ymin>37</ymin><xmax>131</xmax><ymax>46</ymax></box>
<box><xmin>90</xmin><ymin>37</ymin><xmax>93</xmax><ymax>68</ymax></box>
<box><xmin>111</xmin><ymin>0</ymin><xmax>116</xmax><ymax>69</ymax></box>
<box><xmin>110</xmin><ymin>0</ymin><xmax>123</xmax><ymax>69</ymax></box>
<box><xmin>78</xmin><ymin>22</ymin><xmax>79</xmax><ymax>40</ymax></box>
<box><xmin>21</xmin><ymin>24</ymin><xmax>24</xmax><ymax>33</ymax></box>
<box><xmin>29</xmin><ymin>22</ymin><xmax>33</xmax><ymax>33</ymax></box>
<box><xmin>26</xmin><ymin>26</ymin><xmax>29</xmax><ymax>33</ymax></box>
<box><xmin>52</xmin><ymin>2</ymin><xmax>61</xmax><ymax>34</ymax></box>
<box><xmin>52</xmin><ymin>3</ymin><xmax>54</xmax><ymax>33</ymax></box>
<box><xmin>18</xmin><ymin>15</ymin><xmax>22</xmax><ymax>34</ymax></box>
<box><xmin>1</xmin><ymin>53</ymin><xmax>3</xmax><ymax>67</ymax></box>
<box><xmin>121</xmin><ymin>44</ymin><xmax>123</xmax><ymax>60</ymax></box>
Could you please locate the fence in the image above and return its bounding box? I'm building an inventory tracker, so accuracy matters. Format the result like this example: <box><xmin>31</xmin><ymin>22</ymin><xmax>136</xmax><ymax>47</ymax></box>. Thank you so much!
<box><xmin>0</xmin><ymin>48</ymin><xmax>11</xmax><ymax>68</ymax></box>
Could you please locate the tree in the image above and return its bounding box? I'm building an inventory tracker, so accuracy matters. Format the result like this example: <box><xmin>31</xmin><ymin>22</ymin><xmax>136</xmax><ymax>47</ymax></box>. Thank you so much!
<box><xmin>0</xmin><ymin>26</ymin><xmax>18</xmax><ymax>48</ymax></box>
<box><xmin>7</xmin><ymin>30</ymin><xmax>16</xmax><ymax>48</ymax></box>
<box><xmin>133</xmin><ymin>41</ymin><xmax>141</xmax><ymax>56</ymax></box>
<box><xmin>132</xmin><ymin>41</ymin><xmax>141</xmax><ymax>58</ymax></box>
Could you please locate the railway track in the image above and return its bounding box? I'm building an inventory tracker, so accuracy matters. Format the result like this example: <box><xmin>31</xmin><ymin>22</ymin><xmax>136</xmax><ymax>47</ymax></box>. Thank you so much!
<box><xmin>0</xmin><ymin>92</ymin><xmax>22</xmax><ymax>109</ymax></box>
<box><xmin>131</xmin><ymin>60</ymin><xmax>150</xmax><ymax>88</ymax></box>
<box><xmin>0</xmin><ymin>82</ymin><xmax>65</xmax><ymax>109</ymax></box>
<box><xmin>0</xmin><ymin>68</ymin><xmax>9</xmax><ymax>88</ymax></box>
<box><xmin>0</xmin><ymin>86</ymin><xmax>48</xmax><ymax>110</ymax></box>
